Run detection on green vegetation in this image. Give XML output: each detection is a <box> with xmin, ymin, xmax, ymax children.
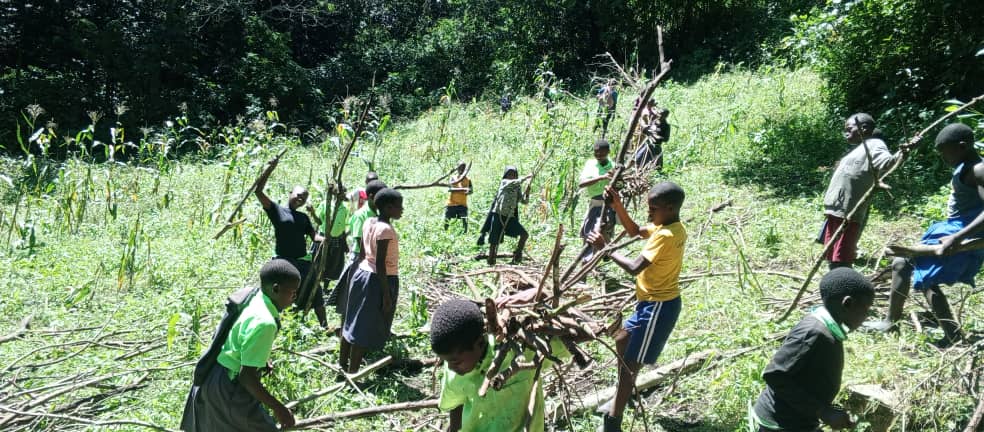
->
<box><xmin>1</xmin><ymin>66</ymin><xmax>980</xmax><ymax>431</ymax></box>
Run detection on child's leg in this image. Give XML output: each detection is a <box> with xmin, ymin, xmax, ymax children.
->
<box><xmin>339</xmin><ymin>339</ymin><xmax>351</xmax><ymax>370</ymax></box>
<box><xmin>488</xmin><ymin>243</ymin><xmax>497</xmax><ymax>266</ymax></box>
<box><xmin>512</xmin><ymin>227</ymin><xmax>529</xmax><ymax>263</ymax></box>
<box><xmin>611</xmin><ymin>328</ymin><xmax>642</xmax><ymax>421</ymax></box>
<box><xmin>887</xmin><ymin>257</ymin><xmax>913</xmax><ymax>323</ymax></box>
<box><xmin>924</xmin><ymin>285</ymin><xmax>961</xmax><ymax>342</ymax></box>
<box><xmin>347</xmin><ymin>345</ymin><xmax>367</xmax><ymax>374</ymax></box>
<box><xmin>312</xmin><ymin>285</ymin><xmax>328</xmax><ymax>328</ymax></box>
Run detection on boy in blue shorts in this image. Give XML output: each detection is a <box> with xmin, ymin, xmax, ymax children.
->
<box><xmin>867</xmin><ymin>123</ymin><xmax>984</xmax><ymax>346</ymax></box>
<box><xmin>180</xmin><ymin>259</ymin><xmax>300</xmax><ymax>431</ymax></box>
<box><xmin>586</xmin><ymin>182</ymin><xmax>687</xmax><ymax>432</ymax></box>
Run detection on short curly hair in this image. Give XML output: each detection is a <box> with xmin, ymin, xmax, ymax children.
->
<box><xmin>820</xmin><ymin>267</ymin><xmax>874</xmax><ymax>308</ymax></box>
<box><xmin>430</xmin><ymin>299</ymin><xmax>485</xmax><ymax>355</ymax></box>
<box><xmin>936</xmin><ymin>123</ymin><xmax>975</xmax><ymax>148</ymax></box>
<box><xmin>260</xmin><ymin>259</ymin><xmax>301</xmax><ymax>288</ymax></box>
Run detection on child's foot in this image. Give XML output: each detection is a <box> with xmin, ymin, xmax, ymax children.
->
<box><xmin>597</xmin><ymin>414</ymin><xmax>622</xmax><ymax>432</ymax></box>
<box><xmin>862</xmin><ymin>319</ymin><xmax>898</xmax><ymax>334</ymax></box>
<box><xmin>933</xmin><ymin>331</ymin><xmax>964</xmax><ymax>349</ymax></box>
<box><xmin>511</xmin><ymin>251</ymin><xmax>522</xmax><ymax>264</ymax></box>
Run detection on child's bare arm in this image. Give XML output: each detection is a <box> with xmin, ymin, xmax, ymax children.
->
<box><xmin>579</xmin><ymin>171</ymin><xmax>611</xmax><ymax>189</ymax></box>
<box><xmin>239</xmin><ymin>366</ymin><xmax>295</xmax><ymax>428</ymax></box>
<box><xmin>254</xmin><ymin>159</ymin><xmax>278</xmax><ymax>210</ymax></box>
<box><xmin>447</xmin><ymin>406</ymin><xmax>463</xmax><ymax>431</ymax></box>
<box><xmin>377</xmin><ymin>239</ymin><xmax>394</xmax><ymax>315</ymax></box>
<box><xmin>586</xmin><ymin>233</ymin><xmax>651</xmax><ymax>275</ymax></box>
<box><xmin>939</xmin><ymin>164</ymin><xmax>984</xmax><ymax>254</ymax></box>
<box><xmin>605</xmin><ymin>186</ymin><xmax>640</xmax><ymax>237</ymax></box>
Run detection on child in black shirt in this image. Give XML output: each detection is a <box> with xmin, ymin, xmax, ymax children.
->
<box><xmin>751</xmin><ymin>268</ymin><xmax>874</xmax><ymax>431</ymax></box>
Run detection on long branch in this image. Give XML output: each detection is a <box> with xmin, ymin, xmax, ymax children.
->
<box><xmin>777</xmin><ymin>93</ymin><xmax>984</xmax><ymax>322</ymax></box>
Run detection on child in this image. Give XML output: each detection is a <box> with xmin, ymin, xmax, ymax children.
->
<box><xmin>180</xmin><ymin>259</ymin><xmax>300</xmax><ymax>431</ymax></box>
<box><xmin>431</xmin><ymin>297</ymin><xmax>570</xmax><ymax>432</ymax></box>
<box><xmin>586</xmin><ymin>182</ymin><xmax>686</xmax><ymax>432</ymax></box>
<box><xmin>485</xmin><ymin>166</ymin><xmax>533</xmax><ymax>266</ymax></box>
<box><xmin>579</xmin><ymin>139</ymin><xmax>615</xmax><ymax>262</ymax></box>
<box><xmin>305</xmin><ymin>184</ymin><xmax>351</xmax><ymax>330</ymax></box>
<box><xmin>867</xmin><ymin>123</ymin><xmax>983</xmax><ymax>346</ymax></box>
<box><xmin>253</xmin><ymin>158</ymin><xmax>323</xmax><ymax>309</ymax></box>
<box><xmin>340</xmin><ymin>188</ymin><xmax>404</xmax><ymax>373</ymax></box>
<box><xmin>633</xmin><ymin>104</ymin><xmax>671</xmax><ymax>170</ymax></box>
<box><xmin>350</xmin><ymin>171</ymin><xmax>380</xmax><ymax>212</ymax></box>
<box><xmin>751</xmin><ymin>268</ymin><xmax>874</xmax><ymax>431</ymax></box>
<box><xmin>595</xmin><ymin>79</ymin><xmax>618</xmax><ymax>137</ymax></box>
<box><xmin>334</xmin><ymin>179</ymin><xmax>388</xmax><ymax>331</ymax></box>
<box><xmin>820</xmin><ymin>113</ymin><xmax>895</xmax><ymax>269</ymax></box>
<box><xmin>445</xmin><ymin>161</ymin><xmax>474</xmax><ymax>233</ymax></box>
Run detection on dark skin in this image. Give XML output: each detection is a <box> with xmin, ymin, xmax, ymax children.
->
<box><xmin>578</xmin><ymin>148</ymin><xmax>612</xmax><ymax>189</ymax></box>
<box><xmin>586</xmin><ymin>185</ymin><xmax>679</xmax><ymax>421</ymax></box>
<box><xmin>339</xmin><ymin>193</ymin><xmax>381</xmax><ymax>371</ymax></box>
<box><xmin>254</xmin><ymin>158</ymin><xmax>323</xmax><ymax>243</ymax></box>
<box><xmin>344</xmin><ymin>197</ymin><xmax>404</xmax><ymax>374</ymax></box>
<box><xmin>437</xmin><ymin>288</ymin><xmax>588</xmax><ymax>432</ymax></box>
<box><xmin>444</xmin><ymin>163</ymin><xmax>473</xmax><ymax>231</ymax></box>
<box><xmin>488</xmin><ymin>171</ymin><xmax>533</xmax><ymax>266</ymax></box>
<box><xmin>881</xmin><ymin>138</ymin><xmax>983</xmax><ymax>342</ymax></box>
<box><xmin>239</xmin><ymin>278</ymin><xmax>299</xmax><ymax>429</ymax></box>
<box><xmin>813</xmin><ymin>294</ymin><xmax>872</xmax><ymax>429</ymax></box>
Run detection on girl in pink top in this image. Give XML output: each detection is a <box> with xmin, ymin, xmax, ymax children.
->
<box><xmin>340</xmin><ymin>188</ymin><xmax>403</xmax><ymax>374</ymax></box>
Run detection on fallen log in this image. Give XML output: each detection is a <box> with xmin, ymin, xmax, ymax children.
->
<box><xmin>291</xmin><ymin>399</ymin><xmax>440</xmax><ymax>429</ymax></box>
<box><xmin>570</xmin><ymin>350</ymin><xmax>715</xmax><ymax>415</ymax></box>
<box><xmin>885</xmin><ymin>238</ymin><xmax>984</xmax><ymax>258</ymax></box>
<box><xmin>964</xmin><ymin>385</ymin><xmax>984</xmax><ymax>432</ymax></box>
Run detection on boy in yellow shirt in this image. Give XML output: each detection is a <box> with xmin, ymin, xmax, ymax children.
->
<box><xmin>587</xmin><ymin>182</ymin><xmax>687</xmax><ymax>432</ymax></box>
<box><xmin>445</xmin><ymin>161</ymin><xmax>473</xmax><ymax>232</ymax></box>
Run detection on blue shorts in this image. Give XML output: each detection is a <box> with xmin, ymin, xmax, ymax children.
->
<box><xmin>912</xmin><ymin>216</ymin><xmax>984</xmax><ymax>291</ymax></box>
<box><xmin>624</xmin><ymin>297</ymin><xmax>681</xmax><ymax>365</ymax></box>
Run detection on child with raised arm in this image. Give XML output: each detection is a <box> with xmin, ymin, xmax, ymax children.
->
<box><xmin>751</xmin><ymin>268</ymin><xmax>874</xmax><ymax>431</ymax></box>
<box><xmin>867</xmin><ymin>123</ymin><xmax>983</xmax><ymax>346</ymax></box>
<box><xmin>820</xmin><ymin>113</ymin><xmax>896</xmax><ymax>269</ymax></box>
<box><xmin>253</xmin><ymin>158</ymin><xmax>323</xmax><ymax>311</ymax></box>
<box><xmin>586</xmin><ymin>182</ymin><xmax>686</xmax><ymax>432</ymax></box>
<box><xmin>340</xmin><ymin>188</ymin><xmax>404</xmax><ymax>373</ymax></box>
<box><xmin>180</xmin><ymin>259</ymin><xmax>300</xmax><ymax>431</ymax></box>
<box><xmin>486</xmin><ymin>166</ymin><xmax>533</xmax><ymax>266</ymax></box>
<box><xmin>579</xmin><ymin>138</ymin><xmax>615</xmax><ymax>262</ymax></box>
<box><xmin>445</xmin><ymin>161</ymin><xmax>473</xmax><ymax>233</ymax></box>
<box><xmin>431</xmin><ymin>296</ymin><xmax>570</xmax><ymax>432</ymax></box>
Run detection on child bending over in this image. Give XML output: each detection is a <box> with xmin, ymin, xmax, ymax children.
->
<box><xmin>751</xmin><ymin>268</ymin><xmax>874</xmax><ymax>431</ymax></box>
<box><xmin>180</xmin><ymin>259</ymin><xmax>300</xmax><ymax>431</ymax></box>
<box><xmin>484</xmin><ymin>166</ymin><xmax>533</xmax><ymax>266</ymax></box>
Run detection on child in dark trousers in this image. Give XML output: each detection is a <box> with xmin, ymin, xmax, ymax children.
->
<box><xmin>445</xmin><ymin>161</ymin><xmax>473</xmax><ymax>232</ymax></box>
<box><xmin>751</xmin><ymin>268</ymin><xmax>874</xmax><ymax>431</ymax></box>
<box><xmin>482</xmin><ymin>166</ymin><xmax>533</xmax><ymax>266</ymax></box>
<box><xmin>586</xmin><ymin>182</ymin><xmax>686</xmax><ymax>432</ymax></box>
<box><xmin>867</xmin><ymin>123</ymin><xmax>983</xmax><ymax>346</ymax></box>
<box><xmin>340</xmin><ymin>188</ymin><xmax>404</xmax><ymax>373</ymax></box>
<box><xmin>180</xmin><ymin>259</ymin><xmax>300</xmax><ymax>431</ymax></box>
<box><xmin>253</xmin><ymin>157</ymin><xmax>323</xmax><ymax>314</ymax></box>
<box><xmin>579</xmin><ymin>139</ymin><xmax>615</xmax><ymax>262</ymax></box>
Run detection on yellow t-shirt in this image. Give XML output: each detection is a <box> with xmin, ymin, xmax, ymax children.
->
<box><xmin>447</xmin><ymin>177</ymin><xmax>472</xmax><ymax>207</ymax></box>
<box><xmin>636</xmin><ymin>222</ymin><xmax>686</xmax><ymax>302</ymax></box>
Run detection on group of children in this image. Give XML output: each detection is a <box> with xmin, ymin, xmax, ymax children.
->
<box><xmin>180</xmin><ymin>103</ymin><xmax>982</xmax><ymax>431</ymax></box>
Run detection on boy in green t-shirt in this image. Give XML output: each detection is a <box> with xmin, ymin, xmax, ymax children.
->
<box><xmin>586</xmin><ymin>182</ymin><xmax>687</xmax><ymax>432</ymax></box>
<box><xmin>180</xmin><ymin>259</ymin><xmax>300</xmax><ymax>431</ymax></box>
<box><xmin>431</xmin><ymin>296</ymin><xmax>569</xmax><ymax>432</ymax></box>
<box><xmin>578</xmin><ymin>138</ymin><xmax>615</xmax><ymax>262</ymax></box>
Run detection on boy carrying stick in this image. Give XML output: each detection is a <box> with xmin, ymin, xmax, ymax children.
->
<box><xmin>586</xmin><ymin>182</ymin><xmax>686</xmax><ymax>432</ymax></box>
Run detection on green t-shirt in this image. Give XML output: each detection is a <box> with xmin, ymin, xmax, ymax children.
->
<box><xmin>579</xmin><ymin>158</ymin><xmax>613</xmax><ymax>198</ymax></box>
<box><xmin>438</xmin><ymin>335</ymin><xmax>569</xmax><ymax>432</ymax></box>
<box><xmin>348</xmin><ymin>206</ymin><xmax>377</xmax><ymax>254</ymax></box>
<box><xmin>216</xmin><ymin>292</ymin><xmax>279</xmax><ymax>380</ymax></box>
<box><xmin>318</xmin><ymin>202</ymin><xmax>351</xmax><ymax>237</ymax></box>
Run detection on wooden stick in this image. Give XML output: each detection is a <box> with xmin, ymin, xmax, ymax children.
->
<box><xmin>213</xmin><ymin>147</ymin><xmax>288</xmax><ymax>240</ymax></box>
<box><xmin>0</xmin><ymin>404</ymin><xmax>177</xmax><ymax>432</ymax></box>
<box><xmin>963</xmin><ymin>387</ymin><xmax>984</xmax><ymax>432</ymax></box>
<box><xmin>535</xmin><ymin>225</ymin><xmax>565</xmax><ymax>301</ymax></box>
<box><xmin>885</xmin><ymin>237</ymin><xmax>984</xmax><ymax>257</ymax></box>
<box><xmin>290</xmin><ymin>399</ymin><xmax>439</xmax><ymax>429</ymax></box>
<box><xmin>777</xmin><ymin>93</ymin><xmax>984</xmax><ymax>322</ymax></box>
<box><xmin>0</xmin><ymin>316</ymin><xmax>31</xmax><ymax>345</ymax></box>
<box><xmin>285</xmin><ymin>356</ymin><xmax>393</xmax><ymax>409</ymax></box>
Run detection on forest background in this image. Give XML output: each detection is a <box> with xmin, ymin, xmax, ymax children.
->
<box><xmin>2</xmin><ymin>0</ymin><xmax>984</xmax><ymax>431</ymax></box>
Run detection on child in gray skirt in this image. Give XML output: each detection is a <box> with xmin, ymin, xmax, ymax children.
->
<box><xmin>340</xmin><ymin>188</ymin><xmax>404</xmax><ymax>373</ymax></box>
